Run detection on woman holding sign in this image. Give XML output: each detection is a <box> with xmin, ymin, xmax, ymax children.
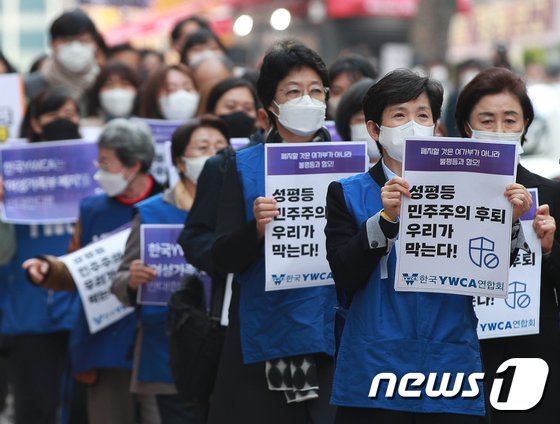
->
<box><xmin>455</xmin><ymin>67</ymin><xmax>560</xmax><ymax>423</ymax></box>
<box><xmin>209</xmin><ymin>40</ymin><xmax>336</xmax><ymax>424</ymax></box>
<box><xmin>110</xmin><ymin>115</ymin><xmax>229</xmax><ymax>423</ymax></box>
<box><xmin>22</xmin><ymin>118</ymin><xmax>163</xmax><ymax>424</ymax></box>
<box><xmin>324</xmin><ymin>69</ymin><xmax>532</xmax><ymax>423</ymax></box>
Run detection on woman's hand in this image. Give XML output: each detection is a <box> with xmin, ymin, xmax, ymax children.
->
<box><xmin>533</xmin><ymin>204</ymin><xmax>556</xmax><ymax>254</ymax></box>
<box><xmin>22</xmin><ymin>258</ymin><xmax>50</xmax><ymax>285</ymax></box>
<box><xmin>128</xmin><ymin>259</ymin><xmax>157</xmax><ymax>290</ymax></box>
<box><xmin>381</xmin><ymin>177</ymin><xmax>410</xmax><ymax>221</ymax></box>
<box><xmin>505</xmin><ymin>183</ymin><xmax>532</xmax><ymax>223</ymax></box>
<box><xmin>253</xmin><ymin>196</ymin><xmax>279</xmax><ymax>240</ymax></box>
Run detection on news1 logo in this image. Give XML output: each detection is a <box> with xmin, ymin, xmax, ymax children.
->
<box><xmin>368</xmin><ymin>358</ymin><xmax>548</xmax><ymax>411</ymax></box>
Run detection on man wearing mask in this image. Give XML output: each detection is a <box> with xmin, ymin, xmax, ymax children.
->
<box><xmin>25</xmin><ymin>9</ymin><xmax>101</xmax><ymax>110</ymax></box>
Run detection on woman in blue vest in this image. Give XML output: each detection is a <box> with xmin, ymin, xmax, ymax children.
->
<box><xmin>23</xmin><ymin>118</ymin><xmax>163</xmax><ymax>424</ymax></box>
<box><xmin>111</xmin><ymin>115</ymin><xmax>229</xmax><ymax>424</ymax></box>
<box><xmin>324</xmin><ymin>69</ymin><xmax>532</xmax><ymax>423</ymax></box>
<box><xmin>455</xmin><ymin>67</ymin><xmax>560</xmax><ymax>424</ymax></box>
<box><xmin>0</xmin><ymin>87</ymin><xmax>81</xmax><ymax>424</ymax></box>
<box><xmin>209</xmin><ymin>40</ymin><xmax>336</xmax><ymax>424</ymax></box>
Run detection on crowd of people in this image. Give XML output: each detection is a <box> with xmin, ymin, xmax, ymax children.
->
<box><xmin>0</xmin><ymin>6</ymin><xmax>559</xmax><ymax>424</ymax></box>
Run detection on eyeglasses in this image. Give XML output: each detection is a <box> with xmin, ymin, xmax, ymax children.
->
<box><xmin>277</xmin><ymin>85</ymin><xmax>328</xmax><ymax>102</ymax></box>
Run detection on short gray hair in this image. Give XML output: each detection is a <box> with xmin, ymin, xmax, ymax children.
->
<box><xmin>97</xmin><ymin>118</ymin><xmax>155</xmax><ymax>173</ymax></box>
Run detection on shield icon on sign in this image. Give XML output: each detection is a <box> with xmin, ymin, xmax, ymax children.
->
<box><xmin>469</xmin><ymin>236</ymin><xmax>497</xmax><ymax>268</ymax></box>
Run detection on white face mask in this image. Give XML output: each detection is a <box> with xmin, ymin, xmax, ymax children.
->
<box><xmin>56</xmin><ymin>41</ymin><xmax>96</xmax><ymax>73</ymax></box>
<box><xmin>94</xmin><ymin>169</ymin><xmax>129</xmax><ymax>197</ymax></box>
<box><xmin>159</xmin><ymin>90</ymin><xmax>199</xmax><ymax>121</ymax></box>
<box><xmin>378</xmin><ymin>120</ymin><xmax>435</xmax><ymax>163</ymax></box>
<box><xmin>100</xmin><ymin>88</ymin><xmax>136</xmax><ymax>118</ymax></box>
<box><xmin>274</xmin><ymin>95</ymin><xmax>326</xmax><ymax>137</ymax></box>
<box><xmin>350</xmin><ymin>123</ymin><xmax>379</xmax><ymax>160</ymax></box>
<box><xmin>183</xmin><ymin>155</ymin><xmax>210</xmax><ymax>184</ymax></box>
<box><xmin>469</xmin><ymin>125</ymin><xmax>524</xmax><ymax>158</ymax></box>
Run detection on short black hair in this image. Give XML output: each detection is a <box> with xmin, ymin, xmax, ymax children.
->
<box><xmin>455</xmin><ymin>67</ymin><xmax>534</xmax><ymax>144</ymax></box>
<box><xmin>170</xmin><ymin>15</ymin><xmax>210</xmax><ymax>43</ymax></box>
<box><xmin>257</xmin><ymin>40</ymin><xmax>329</xmax><ymax>124</ymax></box>
<box><xmin>335</xmin><ymin>78</ymin><xmax>374</xmax><ymax>141</ymax></box>
<box><xmin>363</xmin><ymin>68</ymin><xmax>443</xmax><ymax>125</ymax></box>
<box><xmin>329</xmin><ymin>55</ymin><xmax>377</xmax><ymax>85</ymax></box>
<box><xmin>107</xmin><ymin>43</ymin><xmax>138</xmax><ymax>57</ymax></box>
<box><xmin>204</xmin><ymin>77</ymin><xmax>259</xmax><ymax>115</ymax></box>
<box><xmin>49</xmin><ymin>9</ymin><xmax>98</xmax><ymax>41</ymax></box>
<box><xmin>170</xmin><ymin>114</ymin><xmax>230</xmax><ymax>164</ymax></box>
<box><xmin>179</xmin><ymin>29</ymin><xmax>227</xmax><ymax>66</ymax></box>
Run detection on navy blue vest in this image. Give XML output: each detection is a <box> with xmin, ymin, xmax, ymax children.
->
<box><xmin>235</xmin><ymin>143</ymin><xmax>336</xmax><ymax>363</ymax></box>
<box><xmin>69</xmin><ymin>194</ymin><xmax>137</xmax><ymax>373</ymax></box>
<box><xmin>136</xmin><ymin>193</ymin><xmax>188</xmax><ymax>383</ymax></box>
<box><xmin>330</xmin><ymin>171</ymin><xmax>485</xmax><ymax>416</ymax></box>
<box><xmin>1</xmin><ymin>224</ymin><xmax>79</xmax><ymax>335</ymax></box>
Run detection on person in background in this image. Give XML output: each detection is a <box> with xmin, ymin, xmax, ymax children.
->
<box><xmin>455</xmin><ymin>66</ymin><xmax>560</xmax><ymax>424</ymax></box>
<box><xmin>20</xmin><ymin>87</ymin><xmax>81</xmax><ymax>141</ymax></box>
<box><xmin>29</xmin><ymin>54</ymin><xmax>48</xmax><ymax>74</ymax></box>
<box><xmin>190</xmin><ymin>53</ymin><xmax>234</xmax><ymax>93</ymax></box>
<box><xmin>208</xmin><ymin>39</ymin><xmax>336</xmax><ymax>424</ymax></box>
<box><xmin>107</xmin><ymin>43</ymin><xmax>142</xmax><ymax>73</ymax></box>
<box><xmin>139</xmin><ymin>49</ymin><xmax>165</xmax><ymax>81</ymax></box>
<box><xmin>0</xmin><ymin>51</ymin><xmax>17</xmax><ymax>74</ymax></box>
<box><xmin>25</xmin><ymin>9</ymin><xmax>101</xmax><ymax>105</ymax></box>
<box><xmin>327</xmin><ymin>54</ymin><xmax>377</xmax><ymax>119</ymax></box>
<box><xmin>111</xmin><ymin>116</ymin><xmax>230</xmax><ymax>424</ymax></box>
<box><xmin>333</xmin><ymin>77</ymin><xmax>378</xmax><ymax>163</ymax></box>
<box><xmin>87</xmin><ymin>62</ymin><xmax>141</xmax><ymax>122</ymax></box>
<box><xmin>197</xmin><ymin>77</ymin><xmax>261</xmax><ymax>139</ymax></box>
<box><xmin>0</xmin><ymin>88</ymin><xmax>84</xmax><ymax>424</ymax></box>
<box><xmin>139</xmin><ymin>64</ymin><xmax>199</xmax><ymax>121</ymax></box>
<box><xmin>179</xmin><ymin>29</ymin><xmax>228</xmax><ymax>67</ymax></box>
<box><xmin>169</xmin><ymin>15</ymin><xmax>212</xmax><ymax>62</ymax></box>
<box><xmin>22</xmin><ymin>119</ymin><xmax>164</xmax><ymax>424</ymax></box>
<box><xmin>325</xmin><ymin>68</ymin><xmax>531</xmax><ymax>423</ymax></box>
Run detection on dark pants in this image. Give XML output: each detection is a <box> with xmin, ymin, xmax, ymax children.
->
<box><xmin>10</xmin><ymin>331</ymin><xmax>69</xmax><ymax>424</ymax></box>
<box><xmin>335</xmin><ymin>406</ymin><xmax>486</xmax><ymax>424</ymax></box>
<box><xmin>156</xmin><ymin>394</ymin><xmax>207</xmax><ymax>424</ymax></box>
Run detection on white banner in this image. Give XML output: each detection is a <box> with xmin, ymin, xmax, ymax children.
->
<box><xmin>395</xmin><ymin>137</ymin><xmax>518</xmax><ymax>298</ymax></box>
<box><xmin>61</xmin><ymin>228</ymin><xmax>134</xmax><ymax>333</ymax></box>
<box><xmin>475</xmin><ymin>189</ymin><xmax>541</xmax><ymax>338</ymax></box>
<box><xmin>264</xmin><ymin>142</ymin><xmax>367</xmax><ymax>291</ymax></box>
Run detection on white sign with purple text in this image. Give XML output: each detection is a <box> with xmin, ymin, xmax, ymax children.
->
<box><xmin>61</xmin><ymin>228</ymin><xmax>134</xmax><ymax>334</ymax></box>
<box><xmin>265</xmin><ymin>141</ymin><xmax>367</xmax><ymax>291</ymax></box>
<box><xmin>474</xmin><ymin>189</ymin><xmax>541</xmax><ymax>338</ymax></box>
<box><xmin>395</xmin><ymin>137</ymin><xmax>518</xmax><ymax>298</ymax></box>
<box><xmin>0</xmin><ymin>139</ymin><xmax>99</xmax><ymax>224</ymax></box>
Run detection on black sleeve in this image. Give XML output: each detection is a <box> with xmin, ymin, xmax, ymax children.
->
<box><xmin>178</xmin><ymin>155</ymin><xmax>225</xmax><ymax>278</ymax></box>
<box><xmin>325</xmin><ymin>181</ymin><xmax>388</xmax><ymax>295</ymax></box>
<box><xmin>211</xmin><ymin>155</ymin><xmax>262</xmax><ymax>274</ymax></box>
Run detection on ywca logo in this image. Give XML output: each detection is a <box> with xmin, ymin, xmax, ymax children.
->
<box><xmin>271</xmin><ymin>274</ymin><xmax>286</xmax><ymax>285</ymax></box>
<box><xmin>402</xmin><ymin>273</ymin><xmax>418</xmax><ymax>286</ymax></box>
<box><xmin>368</xmin><ymin>358</ymin><xmax>548</xmax><ymax>411</ymax></box>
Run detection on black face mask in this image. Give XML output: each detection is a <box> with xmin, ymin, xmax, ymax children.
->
<box><xmin>41</xmin><ymin>118</ymin><xmax>81</xmax><ymax>141</ymax></box>
<box><xmin>219</xmin><ymin>111</ymin><xmax>256</xmax><ymax>138</ymax></box>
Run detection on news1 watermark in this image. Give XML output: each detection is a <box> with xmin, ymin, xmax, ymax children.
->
<box><xmin>369</xmin><ymin>358</ymin><xmax>548</xmax><ymax>411</ymax></box>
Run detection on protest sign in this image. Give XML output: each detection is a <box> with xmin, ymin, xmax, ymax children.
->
<box><xmin>265</xmin><ymin>141</ymin><xmax>367</xmax><ymax>291</ymax></box>
<box><xmin>475</xmin><ymin>189</ymin><xmax>541</xmax><ymax>338</ymax></box>
<box><xmin>395</xmin><ymin>137</ymin><xmax>517</xmax><ymax>299</ymax></box>
<box><xmin>0</xmin><ymin>73</ymin><xmax>24</xmax><ymax>143</ymax></box>
<box><xmin>61</xmin><ymin>228</ymin><xmax>134</xmax><ymax>333</ymax></box>
<box><xmin>0</xmin><ymin>139</ymin><xmax>99</xmax><ymax>224</ymax></box>
<box><xmin>139</xmin><ymin>224</ymin><xmax>209</xmax><ymax>306</ymax></box>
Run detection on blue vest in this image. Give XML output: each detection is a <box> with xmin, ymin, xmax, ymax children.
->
<box><xmin>330</xmin><ymin>172</ymin><xmax>485</xmax><ymax>416</ymax></box>
<box><xmin>69</xmin><ymin>194</ymin><xmax>138</xmax><ymax>373</ymax></box>
<box><xmin>235</xmin><ymin>143</ymin><xmax>336</xmax><ymax>363</ymax></box>
<box><xmin>1</xmin><ymin>224</ymin><xmax>79</xmax><ymax>335</ymax></box>
<box><xmin>135</xmin><ymin>193</ymin><xmax>188</xmax><ymax>384</ymax></box>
